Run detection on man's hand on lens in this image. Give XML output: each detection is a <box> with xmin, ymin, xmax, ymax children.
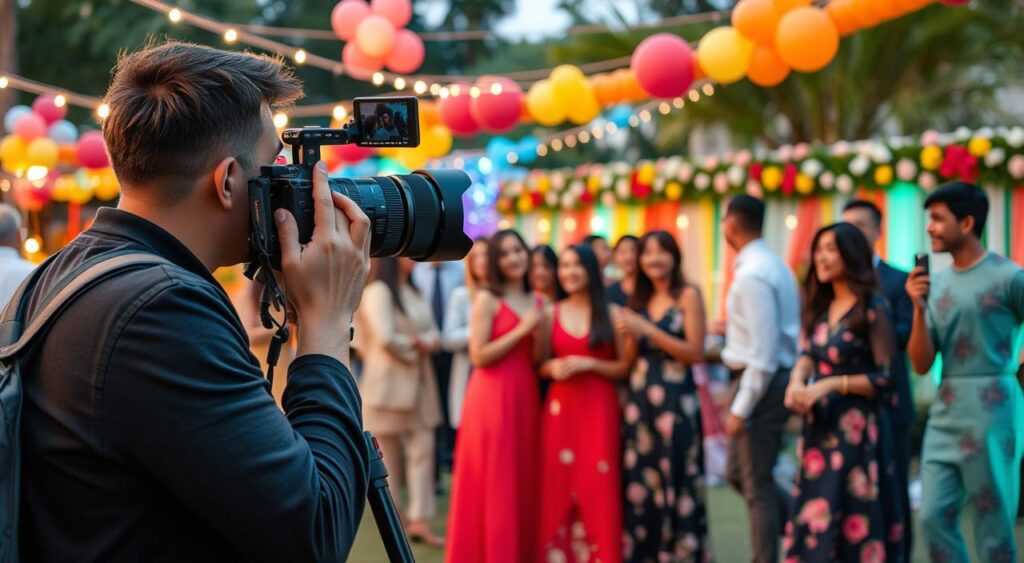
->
<box><xmin>275</xmin><ymin>160</ymin><xmax>371</xmax><ymax>364</ymax></box>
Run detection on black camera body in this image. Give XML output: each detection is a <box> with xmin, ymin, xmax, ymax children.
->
<box><xmin>247</xmin><ymin>97</ymin><xmax>472</xmax><ymax>271</ymax></box>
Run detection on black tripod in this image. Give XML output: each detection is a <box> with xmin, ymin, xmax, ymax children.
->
<box><xmin>364</xmin><ymin>432</ymin><xmax>416</xmax><ymax>563</ymax></box>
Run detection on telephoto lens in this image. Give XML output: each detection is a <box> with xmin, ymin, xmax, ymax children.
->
<box><xmin>256</xmin><ymin>166</ymin><xmax>474</xmax><ymax>263</ymax></box>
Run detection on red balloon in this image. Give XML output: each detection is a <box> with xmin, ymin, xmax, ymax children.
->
<box><xmin>32</xmin><ymin>95</ymin><xmax>67</xmax><ymax>125</ymax></box>
<box><xmin>438</xmin><ymin>86</ymin><xmax>481</xmax><ymax>136</ymax></box>
<box><xmin>13</xmin><ymin>113</ymin><xmax>47</xmax><ymax>140</ymax></box>
<box><xmin>385</xmin><ymin>29</ymin><xmax>425</xmax><ymax>74</ymax></box>
<box><xmin>76</xmin><ymin>130</ymin><xmax>110</xmax><ymax>169</ymax></box>
<box><xmin>330</xmin><ymin>143</ymin><xmax>376</xmax><ymax>164</ymax></box>
<box><xmin>470</xmin><ymin>77</ymin><xmax>523</xmax><ymax>133</ymax></box>
<box><xmin>342</xmin><ymin>41</ymin><xmax>385</xmax><ymax>80</ymax></box>
<box><xmin>371</xmin><ymin>0</ymin><xmax>412</xmax><ymax>28</ymax></box>
<box><xmin>630</xmin><ymin>33</ymin><xmax>695</xmax><ymax>98</ymax></box>
<box><xmin>331</xmin><ymin>0</ymin><xmax>371</xmax><ymax>41</ymax></box>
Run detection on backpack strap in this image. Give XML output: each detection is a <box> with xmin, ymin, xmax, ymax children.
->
<box><xmin>0</xmin><ymin>252</ymin><xmax>173</xmax><ymax>361</ymax></box>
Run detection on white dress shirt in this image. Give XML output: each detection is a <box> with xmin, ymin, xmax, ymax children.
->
<box><xmin>0</xmin><ymin>247</ymin><xmax>35</xmax><ymax>310</ymax></box>
<box><xmin>721</xmin><ymin>239</ymin><xmax>801</xmax><ymax>419</ymax></box>
<box><xmin>411</xmin><ymin>262</ymin><xmax>465</xmax><ymax>315</ymax></box>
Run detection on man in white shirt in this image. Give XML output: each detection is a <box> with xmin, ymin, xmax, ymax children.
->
<box><xmin>720</xmin><ymin>195</ymin><xmax>800</xmax><ymax>563</ymax></box>
<box><xmin>0</xmin><ymin>203</ymin><xmax>35</xmax><ymax>308</ymax></box>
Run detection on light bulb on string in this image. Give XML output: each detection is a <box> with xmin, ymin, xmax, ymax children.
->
<box><xmin>394</xmin><ymin>77</ymin><xmax>406</xmax><ymax>90</ymax></box>
<box><xmin>273</xmin><ymin>112</ymin><xmax>289</xmax><ymax>129</ymax></box>
<box><xmin>372</xmin><ymin>72</ymin><xmax>385</xmax><ymax>86</ymax></box>
<box><xmin>628</xmin><ymin>116</ymin><xmax>640</xmax><ymax>127</ymax></box>
<box><xmin>565</xmin><ymin>136</ymin><xmax>577</xmax><ymax>148</ymax></box>
<box><xmin>507</xmin><ymin>153</ymin><xmax>519</xmax><ymax>164</ymax></box>
<box><xmin>332</xmin><ymin>105</ymin><xmax>348</xmax><ymax>121</ymax></box>
<box><xmin>537</xmin><ymin>145</ymin><xmax>549</xmax><ymax>157</ymax></box>
<box><xmin>469</xmin><ymin>86</ymin><xmax>481</xmax><ymax>98</ymax></box>
<box><xmin>429</xmin><ymin>83</ymin><xmax>441</xmax><ymax>96</ymax></box>
<box><xmin>578</xmin><ymin>131</ymin><xmax>591</xmax><ymax>144</ymax></box>
<box><xmin>24</xmin><ymin>237</ymin><xmax>41</xmax><ymax>255</ymax></box>
<box><xmin>414</xmin><ymin>81</ymin><xmax>427</xmax><ymax>95</ymax></box>
<box><xmin>54</xmin><ymin>95</ymin><xmax>66</xmax><ymax>108</ymax></box>
<box><xmin>450</xmin><ymin>84</ymin><xmax>462</xmax><ymax>97</ymax></box>
<box><xmin>702</xmin><ymin>83</ymin><xmax>715</xmax><ymax>96</ymax></box>
<box><xmin>438</xmin><ymin>87</ymin><xmax>450</xmax><ymax>99</ymax></box>
<box><xmin>294</xmin><ymin>49</ymin><xmax>307</xmax><ymax>64</ymax></box>
<box><xmin>0</xmin><ymin>77</ymin><xmax>7</xmax><ymax>89</ymax></box>
<box><xmin>490</xmin><ymin>83</ymin><xmax>503</xmax><ymax>95</ymax></box>
<box><xmin>659</xmin><ymin>102</ymin><xmax>671</xmax><ymax>115</ymax></box>
<box><xmin>673</xmin><ymin>97</ymin><xmax>685</xmax><ymax>109</ymax></box>
<box><xmin>97</xmin><ymin>103</ymin><xmax>111</xmax><ymax>120</ymax></box>
<box><xmin>606</xmin><ymin>122</ymin><xmax>618</xmax><ymax>134</ymax></box>
<box><xmin>689</xmin><ymin>90</ymin><xmax>700</xmax><ymax>102</ymax></box>
<box><xmin>551</xmin><ymin>139</ymin><xmax>564</xmax><ymax>151</ymax></box>
<box><xmin>224</xmin><ymin>28</ymin><xmax>238</xmax><ymax>44</ymax></box>
<box><xmin>639</xmin><ymin>110</ymin><xmax>652</xmax><ymax>122</ymax></box>
<box><xmin>592</xmin><ymin>127</ymin><xmax>604</xmax><ymax>139</ymax></box>
<box><xmin>168</xmin><ymin>8</ymin><xmax>182</xmax><ymax>23</ymax></box>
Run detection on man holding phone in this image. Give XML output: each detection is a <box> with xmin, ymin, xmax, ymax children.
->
<box><xmin>906</xmin><ymin>182</ymin><xmax>1024</xmax><ymax>562</ymax></box>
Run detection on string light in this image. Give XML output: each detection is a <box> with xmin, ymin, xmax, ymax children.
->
<box><xmin>590</xmin><ymin>215</ymin><xmax>606</xmax><ymax>233</ymax></box>
<box><xmin>551</xmin><ymin>138</ymin><xmax>564</xmax><ymax>151</ymax></box>
<box><xmin>673</xmin><ymin>97</ymin><xmax>685</xmax><ymax>109</ymax></box>
<box><xmin>429</xmin><ymin>83</ymin><xmax>441</xmax><ymax>96</ymax></box>
<box><xmin>438</xmin><ymin>87</ymin><xmax>450</xmax><ymax>99</ymax></box>
<box><xmin>0</xmin><ymin>77</ymin><xmax>8</xmax><ymax>89</ymax></box>
<box><xmin>393</xmin><ymin>77</ymin><xmax>406</xmax><ymax>90</ymax></box>
<box><xmin>273</xmin><ymin>112</ymin><xmax>289</xmax><ymax>129</ymax></box>
<box><xmin>499</xmin><ymin>219</ymin><xmax>512</xmax><ymax>229</ymax></box>
<box><xmin>659</xmin><ymin>102</ymin><xmax>671</xmax><ymax>115</ymax></box>
<box><xmin>677</xmin><ymin>215</ymin><xmax>690</xmax><ymax>230</ymax></box>
<box><xmin>332</xmin><ymin>105</ymin><xmax>348</xmax><ymax>121</ymax></box>
<box><xmin>371</xmin><ymin>72</ymin><xmax>385</xmax><ymax>86</ymax></box>
<box><xmin>785</xmin><ymin>214</ymin><xmax>798</xmax><ymax>230</ymax></box>
<box><xmin>452</xmin><ymin>157</ymin><xmax>465</xmax><ymax>168</ymax></box>
<box><xmin>578</xmin><ymin>131</ymin><xmax>591</xmax><ymax>144</ymax></box>
<box><xmin>639</xmin><ymin>109</ymin><xmax>652</xmax><ymax>122</ymax></box>
<box><xmin>469</xmin><ymin>86</ymin><xmax>481</xmax><ymax>98</ymax></box>
<box><xmin>449</xmin><ymin>84</ymin><xmax>462</xmax><ymax>97</ymax></box>
<box><xmin>536</xmin><ymin>144</ymin><xmax>549</xmax><ymax>157</ymax></box>
<box><xmin>628</xmin><ymin>115</ymin><xmax>640</xmax><ymax>127</ymax></box>
<box><xmin>507</xmin><ymin>152</ymin><xmax>519</xmax><ymax>164</ymax></box>
<box><xmin>606</xmin><ymin>122</ymin><xmax>618</xmax><ymax>134</ymax></box>
<box><xmin>23</xmin><ymin>237</ymin><xmax>40</xmax><ymax>255</ymax></box>
<box><xmin>702</xmin><ymin>83</ymin><xmax>715</xmax><ymax>96</ymax></box>
<box><xmin>168</xmin><ymin>8</ymin><xmax>182</xmax><ymax>23</ymax></box>
<box><xmin>294</xmin><ymin>49</ymin><xmax>307</xmax><ymax>64</ymax></box>
<box><xmin>224</xmin><ymin>28</ymin><xmax>239</xmax><ymax>44</ymax></box>
<box><xmin>52</xmin><ymin>94</ymin><xmax>66</xmax><ymax>108</ymax></box>
<box><xmin>538</xmin><ymin>218</ymin><xmax>551</xmax><ymax>233</ymax></box>
<box><xmin>414</xmin><ymin>80</ymin><xmax>428</xmax><ymax>94</ymax></box>
<box><xmin>26</xmin><ymin>166</ymin><xmax>48</xmax><ymax>182</ymax></box>
<box><xmin>592</xmin><ymin>127</ymin><xmax>604</xmax><ymax>139</ymax></box>
<box><xmin>688</xmin><ymin>90</ymin><xmax>700</xmax><ymax>102</ymax></box>
<box><xmin>565</xmin><ymin>136</ymin><xmax>577</xmax><ymax>148</ymax></box>
<box><xmin>490</xmin><ymin>83</ymin><xmax>503</xmax><ymax>95</ymax></box>
<box><xmin>96</xmin><ymin>103</ymin><xmax>111</xmax><ymax>119</ymax></box>
<box><xmin>565</xmin><ymin>217</ymin><xmax>577</xmax><ymax>232</ymax></box>
<box><xmin>0</xmin><ymin>179</ymin><xmax>9</xmax><ymax>192</ymax></box>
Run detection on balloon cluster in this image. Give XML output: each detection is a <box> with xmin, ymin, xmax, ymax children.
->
<box><xmin>525</xmin><ymin>65</ymin><xmax>602</xmax><ymax>127</ymax></box>
<box><xmin>332</xmin><ymin>0</ymin><xmax>425</xmax><ymax>79</ymax></box>
<box><xmin>438</xmin><ymin>76</ymin><xmax>524</xmax><ymax>137</ymax></box>
<box><xmin>0</xmin><ymin>95</ymin><xmax>117</xmax><ymax>210</ymax></box>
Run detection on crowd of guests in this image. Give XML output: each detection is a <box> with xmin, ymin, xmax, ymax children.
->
<box><xmin>235</xmin><ymin>181</ymin><xmax>1023</xmax><ymax>562</ymax></box>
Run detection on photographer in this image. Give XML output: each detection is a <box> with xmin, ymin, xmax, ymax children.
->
<box><xmin>18</xmin><ymin>42</ymin><xmax>371</xmax><ymax>562</ymax></box>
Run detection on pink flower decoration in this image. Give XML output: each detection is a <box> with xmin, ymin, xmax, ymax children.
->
<box><xmin>867</xmin><ymin>420</ymin><xmax>879</xmax><ymax>444</ymax></box>
<box><xmin>802</xmin><ymin>448</ymin><xmax>826</xmax><ymax>480</ymax></box>
<box><xmin>860</xmin><ymin>540</ymin><xmax>885</xmax><ymax>563</ymax></box>
<box><xmin>1009</xmin><ymin>154</ymin><xmax>1024</xmax><ymax>180</ymax></box>
<box><xmin>831</xmin><ymin>450</ymin><xmax>844</xmax><ymax>471</ymax></box>
<box><xmin>848</xmin><ymin>467</ymin><xmax>873</xmax><ymax>500</ymax></box>
<box><xmin>627</xmin><ymin>482</ymin><xmax>648</xmax><ymax>505</ymax></box>
<box><xmin>920</xmin><ymin>130</ymin><xmax>941</xmax><ymax>145</ymax></box>
<box><xmin>828</xmin><ymin>346</ymin><xmax>840</xmax><ymax>363</ymax></box>
<box><xmin>918</xmin><ymin>171</ymin><xmax>937</xmax><ymax>190</ymax></box>
<box><xmin>647</xmin><ymin>384</ymin><xmax>666</xmax><ymax>407</ymax></box>
<box><xmin>799</xmin><ymin>498</ymin><xmax>832</xmax><ymax>534</ymax></box>
<box><xmin>813</xmin><ymin>323</ymin><xmax>829</xmax><ymax>346</ymax></box>
<box><xmin>793</xmin><ymin>143</ymin><xmax>811</xmax><ymax>160</ymax></box>
<box><xmin>818</xmin><ymin>362</ymin><xmax>833</xmax><ymax>376</ymax></box>
<box><xmin>655</xmin><ymin>412</ymin><xmax>676</xmax><ymax>438</ymax></box>
<box><xmin>840</xmin><ymin>409</ymin><xmax>867</xmax><ymax>445</ymax></box>
<box><xmin>842</xmin><ymin>514</ymin><xmax>870</xmax><ymax>544</ymax></box>
<box><xmin>896</xmin><ymin>158</ymin><xmax>918</xmax><ymax>181</ymax></box>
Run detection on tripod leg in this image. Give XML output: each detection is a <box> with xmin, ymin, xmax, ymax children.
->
<box><xmin>365</xmin><ymin>432</ymin><xmax>416</xmax><ymax>563</ymax></box>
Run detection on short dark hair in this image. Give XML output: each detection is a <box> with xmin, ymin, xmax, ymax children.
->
<box><xmin>725</xmin><ymin>195</ymin><xmax>764</xmax><ymax>234</ymax></box>
<box><xmin>614</xmin><ymin>235</ymin><xmax>639</xmax><ymax>251</ymax></box>
<box><xmin>583</xmin><ymin>234</ymin><xmax>607</xmax><ymax>246</ymax></box>
<box><xmin>923</xmin><ymin>182</ymin><xmax>989</xmax><ymax>237</ymax></box>
<box><xmin>103</xmin><ymin>41</ymin><xmax>302</xmax><ymax>202</ymax></box>
<box><xmin>843</xmin><ymin>199</ymin><xmax>882</xmax><ymax>228</ymax></box>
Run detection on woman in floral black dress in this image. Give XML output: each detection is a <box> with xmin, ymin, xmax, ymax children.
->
<box><xmin>783</xmin><ymin>223</ymin><xmax>906</xmax><ymax>563</ymax></box>
<box><xmin>616</xmin><ymin>231</ymin><xmax>709</xmax><ymax>563</ymax></box>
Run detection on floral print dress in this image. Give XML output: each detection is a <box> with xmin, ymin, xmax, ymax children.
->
<box><xmin>785</xmin><ymin>295</ymin><xmax>906</xmax><ymax>563</ymax></box>
<box><xmin>622</xmin><ymin>306</ymin><xmax>709</xmax><ymax>563</ymax></box>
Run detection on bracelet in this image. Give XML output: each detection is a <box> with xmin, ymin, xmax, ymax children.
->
<box><xmin>841</xmin><ymin>375</ymin><xmax>849</xmax><ymax>396</ymax></box>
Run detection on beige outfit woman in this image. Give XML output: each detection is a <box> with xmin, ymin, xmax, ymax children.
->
<box><xmin>355</xmin><ymin>280</ymin><xmax>442</xmax><ymax>522</ymax></box>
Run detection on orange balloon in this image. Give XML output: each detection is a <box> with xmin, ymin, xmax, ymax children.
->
<box><xmin>851</xmin><ymin>0</ymin><xmax>884</xmax><ymax>28</ymax></box>
<box><xmin>773</xmin><ymin>0</ymin><xmax>811</xmax><ymax>13</ymax></box>
<box><xmin>733</xmin><ymin>0</ymin><xmax>779</xmax><ymax>46</ymax></box>
<box><xmin>611</xmin><ymin>69</ymin><xmax>634</xmax><ymax>102</ymax></box>
<box><xmin>874</xmin><ymin>0</ymin><xmax>905</xmax><ymax>21</ymax></box>
<box><xmin>825</xmin><ymin>0</ymin><xmax>860</xmax><ymax>36</ymax></box>
<box><xmin>747</xmin><ymin>46</ymin><xmax>790</xmax><ymax>87</ymax></box>
<box><xmin>58</xmin><ymin>144</ymin><xmax>79</xmax><ymax>166</ymax></box>
<box><xmin>776</xmin><ymin>7</ymin><xmax>840</xmax><ymax>72</ymax></box>
<box><xmin>691</xmin><ymin>52</ymin><xmax>706</xmax><ymax>82</ymax></box>
<box><xmin>519</xmin><ymin>97</ymin><xmax>533</xmax><ymax>124</ymax></box>
<box><xmin>591</xmin><ymin>73</ymin><xmax>614</xmax><ymax>106</ymax></box>
<box><xmin>419</xmin><ymin>101</ymin><xmax>441</xmax><ymax>128</ymax></box>
<box><xmin>622</xmin><ymin>70</ymin><xmax>648</xmax><ymax>101</ymax></box>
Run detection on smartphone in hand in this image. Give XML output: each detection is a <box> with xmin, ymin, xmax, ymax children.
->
<box><xmin>915</xmin><ymin>253</ymin><xmax>929</xmax><ymax>301</ymax></box>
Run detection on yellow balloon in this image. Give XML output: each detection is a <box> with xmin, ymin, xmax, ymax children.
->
<box><xmin>421</xmin><ymin>125</ymin><xmax>453</xmax><ymax>158</ymax></box>
<box><xmin>536</xmin><ymin>175</ymin><xmax>552</xmax><ymax>194</ymax></box>
<box><xmin>526</xmin><ymin>80</ymin><xmax>567</xmax><ymax>127</ymax></box>
<box><xmin>567</xmin><ymin>83</ymin><xmax>600</xmax><ymax>125</ymax></box>
<box><xmin>920</xmin><ymin>145</ymin><xmax>942</xmax><ymax>170</ymax></box>
<box><xmin>50</xmin><ymin>176</ymin><xmax>73</xmax><ymax>202</ymax></box>
<box><xmin>761</xmin><ymin>166</ymin><xmax>783</xmax><ymax>191</ymax></box>
<box><xmin>550</xmin><ymin>65</ymin><xmax>586</xmax><ymax>103</ymax></box>
<box><xmin>968</xmin><ymin>136</ymin><xmax>992</xmax><ymax>157</ymax></box>
<box><xmin>26</xmin><ymin>138</ymin><xmax>59</xmax><ymax>169</ymax></box>
<box><xmin>638</xmin><ymin>163</ymin><xmax>657</xmax><ymax>185</ymax></box>
<box><xmin>697</xmin><ymin>26</ymin><xmax>755</xmax><ymax>84</ymax></box>
<box><xmin>517</xmin><ymin>193</ymin><xmax>534</xmax><ymax>213</ymax></box>
<box><xmin>396</xmin><ymin>148</ymin><xmax>429</xmax><ymax>170</ymax></box>
<box><xmin>665</xmin><ymin>181</ymin><xmax>683</xmax><ymax>200</ymax></box>
<box><xmin>0</xmin><ymin>135</ymin><xmax>28</xmax><ymax>173</ymax></box>
<box><xmin>796</xmin><ymin>173</ymin><xmax>815</xmax><ymax>194</ymax></box>
<box><xmin>874</xmin><ymin>165</ymin><xmax>894</xmax><ymax>186</ymax></box>
<box><xmin>587</xmin><ymin>174</ymin><xmax>602</xmax><ymax>193</ymax></box>
<box><xmin>68</xmin><ymin>185</ymin><xmax>94</xmax><ymax>205</ymax></box>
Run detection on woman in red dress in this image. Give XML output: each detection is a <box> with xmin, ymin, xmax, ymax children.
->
<box><xmin>538</xmin><ymin>244</ymin><xmax>633</xmax><ymax>563</ymax></box>
<box><xmin>446</xmin><ymin>229</ymin><xmax>544</xmax><ymax>563</ymax></box>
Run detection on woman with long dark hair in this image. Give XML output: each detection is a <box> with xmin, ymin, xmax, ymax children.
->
<box><xmin>615</xmin><ymin>230</ymin><xmax>710</xmax><ymax>562</ymax></box>
<box><xmin>355</xmin><ymin>257</ymin><xmax>444</xmax><ymax>546</ymax></box>
<box><xmin>607</xmin><ymin>235</ymin><xmax>640</xmax><ymax>307</ymax></box>
<box><xmin>783</xmin><ymin>222</ymin><xmax>905</xmax><ymax>562</ymax></box>
<box><xmin>536</xmin><ymin>245</ymin><xmax>633</xmax><ymax>563</ymax></box>
<box><xmin>446</xmin><ymin>229</ymin><xmax>543</xmax><ymax>563</ymax></box>
<box><xmin>530</xmin><ymin>244</ymin><xmax>567</xmax><ymax>301</ymax></box>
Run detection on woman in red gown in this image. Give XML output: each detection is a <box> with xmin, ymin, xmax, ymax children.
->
<box><xmin>446</xmin><ymin>229</ymin><xmax>543</xmax><ymax>563</ymax></box>
<box><xmin>538</xmin><ymin>244</ymin><xmax>633</xmax><ymax>563</ymax></box>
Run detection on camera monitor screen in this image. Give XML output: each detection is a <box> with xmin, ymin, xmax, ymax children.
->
<box><xmin>353</xmin><ymin>97</ymin><xmax>420</xmax><ymax>148</ymax></box>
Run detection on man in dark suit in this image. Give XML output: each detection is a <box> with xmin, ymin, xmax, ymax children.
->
<box><xmin>843</xmin><ymin>200</ymin><xmax>915</xmax><ymax>559</ymax></box>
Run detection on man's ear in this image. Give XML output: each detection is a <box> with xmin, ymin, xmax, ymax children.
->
<box><xmin>212</xmin><ymin>157</ymin><xmax>241</xmax><ymax>211</ymax></box>
<box><xmin>959</xmin><ymin>214</ymin><xmax>976</xmax><ymax>237</ymax></box>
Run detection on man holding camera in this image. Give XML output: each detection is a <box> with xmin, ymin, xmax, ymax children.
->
<box><xmin>18</xmin><ymin>42</ymin><xmax>372</xmax><ymax>562</ymax></box>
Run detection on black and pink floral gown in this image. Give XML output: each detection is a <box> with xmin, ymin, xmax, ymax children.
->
<box><xmin>785</xmin><ymin>295</ymin><xmax>906</xmax><ymax>563</ymax></box>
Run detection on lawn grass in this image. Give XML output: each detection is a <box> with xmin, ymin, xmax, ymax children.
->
<box><xmin>349</xmin><ymin>481</ymin><xmax>1024</xmax><ymax>562</ymax></box>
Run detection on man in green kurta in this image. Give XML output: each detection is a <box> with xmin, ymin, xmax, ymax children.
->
<box><xmin>906</xmin><ymin>182</ymin><xmax>1024</xmax><ymax>563</ymax></box>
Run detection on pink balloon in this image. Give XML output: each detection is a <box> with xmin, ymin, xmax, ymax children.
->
<box><xmin>470</xmin><ymin>77</ymin><xmax>523</xmax><ymax>133</ymax></box>
<box><xmin>76</xmin><ymin>130</ymin><xmax>110</xmax><ymax>169</ymax></box>
<box><xmin>13</xmin><ymin>113</ymin><xmax>47</xmax><ymax>140</ymax></box>
<box><xmin>331</xmin><ymin>0</ymin><xmax>371</xmax><ymax>41</ymax></box>
<box><xmin>32</xmin><ymin>95</ymin><xmax>67</xmax><ymax>125</ymax></box>
<box><xmin>355</xmin><ymin>15</ymin><xmax>397</xmax><ymax>59</ymax></box>
<box><xmin>385</xmin><ymin>29</ymin><xmax>425</xmax><ymax>74</ymax></box>
<box><xmin>630</xmin><ymin>33</ymin><xmax>695</xmax><ymax>98</ymax></box>
<box><xmin>371</xmin><ymin>0</ymin><xmax>412</xmax><ymax>28</ymax></box>
<box><xmin>331</xmin><ymin>143</ymin><xmax>376</xmax><ymax>164</ymax></box>
<box><xmin>438</xmin><ymin>86</ymin><xmax>481</xmax><ymax>137</ymax></box>
<box><xmin>342</xmin><ymin>42</ymin><xmax>386</xmax><ymax>80</ymax></box>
